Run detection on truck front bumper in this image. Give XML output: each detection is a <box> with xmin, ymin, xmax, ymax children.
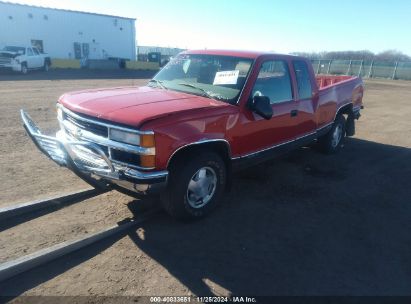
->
<box><xmin>0</xmin><ymin>62</ymin><xmax>21</xmax><ymax>72</ymax></box>
<box><xmin>20</xmin><ymin>110</ymin><xmax>168</xmax><ymax>195</ymax></box>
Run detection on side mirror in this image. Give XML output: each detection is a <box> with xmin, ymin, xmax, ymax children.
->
<box><xmin>252</xmin><ymin>96</ymin><xmax>273</xmax><ymax>120</ymax></box>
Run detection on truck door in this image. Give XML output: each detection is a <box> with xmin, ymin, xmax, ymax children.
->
<box><xmin>26</xmin><ymin>48</ymin><xmax>36</xmax><ymax>68</ymax></box>
<box><xmin>32</xmin><ymin>47</ymin><xmax>43</xmax><ymax>68</ymax></box>
<box><xmin>235</xmin><ymin>59</ymin><xmax>300</xmax><ymax>157</ymax></box>
<box><xmin>291</xmin><ymin>60</ymin><xmax>317</xmax><ymax>137</ymax></box>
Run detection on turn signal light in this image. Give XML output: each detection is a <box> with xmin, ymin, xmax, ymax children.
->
<box><xmin>141</xmin><ymin>134</ymin><xmax>155</xmax><ymax>147</ymax></box>
<box><xmin>140</xmin><ymin>155</ymin><xmax>156</xmax><ymax>168</ymax></box>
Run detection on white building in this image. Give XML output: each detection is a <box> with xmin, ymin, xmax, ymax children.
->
<box><xmin>0</xmin><ymin>1</ymin><xmax>136</xmax><ymax>60</ymax></box>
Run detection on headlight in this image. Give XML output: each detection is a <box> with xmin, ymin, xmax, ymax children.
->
<box><xmin>110</xmin><ymin>129</ymin><xmax>140</xmax><ymax>146</ymax></box>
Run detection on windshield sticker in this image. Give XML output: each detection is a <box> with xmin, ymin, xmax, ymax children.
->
<box><xmin>213</xmin><ymin>70</ymin><xmax>240</xmax><ymax>85</ymax></box>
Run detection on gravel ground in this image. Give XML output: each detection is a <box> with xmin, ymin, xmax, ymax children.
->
<box><xmin>0</xmin><ymin>73</ymin><xmax>410</xmax><ymax>299</ymax></box>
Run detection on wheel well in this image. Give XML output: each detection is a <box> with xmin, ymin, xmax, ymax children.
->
<box><xmin>167</xmin><ymin>141</ymin><xmax>231</xmax><ymax>171</ymax></box>
<box><xmin>167</xmin><ymin>141</ymin><xmax>233</xmax><ymax>191</ymax></box>
<box><xmin>336</xmin><ymin>103</ymin><xmax>357</xmax><ymax>136</ymax></box>
<box><xmin>336</xmin><ymin>103</ymin><xmax>353</xmax><ymax>118</ymax></box>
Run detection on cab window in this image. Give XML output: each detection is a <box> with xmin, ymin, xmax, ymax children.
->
<box><xmin>293</xmin><ymin>60</ymin><xmax>312</xmax><ymax>100</ymax></box>
<box><xmin>251</xmin><ymin>60</ymin><xmax>293</xmax><ymax>104</ymax></box>
<box><xmin>27</xmin><ymin>48</ymin><xmax>34</xmax><ymax>56</ymax></box>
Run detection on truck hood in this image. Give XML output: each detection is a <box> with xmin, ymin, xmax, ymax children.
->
<box><xmin>59</xmin><ymin>86</ymin><xmax>230</xmax><ymax>128</ymax></box>
<box><xmin>0</xmin><ymin>51</ymin><xmax>18</xmax><ymax>58</ymax></box>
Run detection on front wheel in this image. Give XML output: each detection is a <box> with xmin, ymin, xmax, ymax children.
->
<box><xmin>21</xmin><ymin>63</ymin><xmax>28</xmax><ymax>74</ymax></box>
<box><xmin>162</xmin><ymin>152</ymin><xmax>226</xmax><ymax>220</ymax></box>
<box><xmin>318</xmin><ymin>114</ymin><xmax>346</xmax><ymax>154</ymax></box>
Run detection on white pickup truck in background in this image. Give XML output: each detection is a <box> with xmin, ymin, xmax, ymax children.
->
<box><xmin>0</xmin><ymin>46</ymin><xmax>51</xmax><ymax>74</ymax></box>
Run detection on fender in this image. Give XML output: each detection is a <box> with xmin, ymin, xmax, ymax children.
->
<box><xmin>166</xmin><ymin>138</ymin><xmax>231</xmax><ymax>168</ymax></box>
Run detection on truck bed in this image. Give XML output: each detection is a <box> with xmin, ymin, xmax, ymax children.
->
<box><xmin>314</xmin><ymin>75</ymin><xmax>364</xmax><ymax>128</ymax></box>
<box><xmin>316</xmin><ymin>75</ymin><xmax>358</xmax><ymax>89</ymax></box>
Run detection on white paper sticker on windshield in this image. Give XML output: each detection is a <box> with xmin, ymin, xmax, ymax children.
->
<box><xmin>213</xmin><ymin>70</ymin><xmax>240</xmax><ymax>85</ymax></box>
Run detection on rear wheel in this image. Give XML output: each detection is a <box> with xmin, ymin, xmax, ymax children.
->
<box><xmin>44</xmin><ymin>61</ymin><xmax>50</xmax><ymax>72</ymax></box>
<box><xmin>318</xmin><ymin>114</ymin><xmax>346</xmax><ymax>154</ymax></box>
<box><xmin>162</xmin><ymin>152</ymin><xmax>226</xmax><ymax>220</ymax></box>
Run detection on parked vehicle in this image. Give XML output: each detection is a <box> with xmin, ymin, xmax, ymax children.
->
<box><xmin>21</xmin><ymin>50</ymin><xmax>364</xmax><ymax>220</ymax></box>
<box><xmin>0</xmin><ymin>46</ymin><xmax>51</xmax><ymax>74</ymax></box>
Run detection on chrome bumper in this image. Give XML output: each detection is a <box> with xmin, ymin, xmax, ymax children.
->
<box><xmin>0</xmin><ymin>62</ymin><xmax>21</xmax><ymax>71</ymax></box>
<box><xmin>21</xmin><ymin>110</ymin><xmax>168</xmax><ymax>194</ymax></box>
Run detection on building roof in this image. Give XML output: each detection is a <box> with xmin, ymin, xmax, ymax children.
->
<box><xmin>0</xmin><ymin>1</ymin><xmax>136</xmax><ymax>20</ymax></box>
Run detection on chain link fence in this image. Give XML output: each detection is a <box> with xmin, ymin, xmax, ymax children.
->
<box><xmin>311</xmin><ymin>59</ymin><xmax>411</xmax><ymax>80</ymax></box>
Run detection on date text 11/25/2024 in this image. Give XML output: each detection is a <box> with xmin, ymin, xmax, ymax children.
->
<box><xmin>149</xmin><ymin>296</ymin><xmax>257</xmax><ymax>303</ymax></box>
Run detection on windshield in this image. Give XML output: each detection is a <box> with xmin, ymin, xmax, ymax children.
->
<box><xmin>3</xmin><ymin>46</ymin><xmax>25</xmax><ymax>54</ymax></box>
<box><xmin>151</xmin><ymin>54</ymin><xmax>254</xmax><ymax>103</ymax></box>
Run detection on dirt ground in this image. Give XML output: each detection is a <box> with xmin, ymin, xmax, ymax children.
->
<box><xmin>0</xmin><ymin>71</ymin><xmax>411</xmax><ymax>298</ymax></box>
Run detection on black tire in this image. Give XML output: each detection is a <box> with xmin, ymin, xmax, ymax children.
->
<box><xmin>162</xmin><ymin>152</ymin><xmax>226</xmax><ymax>220</ymax></box>
<box><xmin>318</xmin><ymin>114</ymin><xmax>346</xmax><ymax>154</ymax></box>
<box><xmin>21</xmin><ymin>63</ymin><xmax>28</xmax><ymax>74</ymax></box>
<box><xmin>44</xmin><ymin>61</ymin><xmax>50</xmax><ymax>72</ymax></box>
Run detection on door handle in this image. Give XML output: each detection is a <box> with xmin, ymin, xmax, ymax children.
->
<box><xmin>290</xmin><ymin>110</ymin><xmax>298</xmax><ymax>117</ymax></box>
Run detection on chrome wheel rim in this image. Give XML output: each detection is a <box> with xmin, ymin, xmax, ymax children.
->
<box><xmin>186</xmin><ymin>166</ymin><xmax>217</xmax><ymax>209</ymax></box>
<box><xmin>331</xmin><ymin>124</ymin><xmax>343</xmax><ymax>148</ymax></box>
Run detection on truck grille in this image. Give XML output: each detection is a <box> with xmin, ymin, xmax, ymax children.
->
<box><xmin>0</xmin><ymin>57</ymin><xmax>11</xmax><ymax>64</ymax></box>
<box><xmin>64</xmin><ymin>112</ymin><xmax>108</xmax><ymax>137</ymax></box>
<box><xmin>60</xmin><ymin>107</ymin><xmax>146</xmax><ymax>169</ymax></box>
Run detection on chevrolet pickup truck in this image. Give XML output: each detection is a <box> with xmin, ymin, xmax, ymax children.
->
<box><xmin>21</xmin><ymin>50</ymin><xmax>364</xmax><ymax>220</ymax></box>
<box><xmin>0</xmin><ymin>46</ymin><xmax>51</xmax><ymax>74</ymax></box>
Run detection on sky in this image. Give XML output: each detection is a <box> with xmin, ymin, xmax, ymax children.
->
<box><xmin>7</xmin><ymin>0</ymin><xmax>411</xmax><ymax>55</ymax></box>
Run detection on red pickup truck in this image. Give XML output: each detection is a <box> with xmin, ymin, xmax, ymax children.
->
<box><xmin>21</xmin><ymin>50</ymin><xmax>364</xmax><ymax>220</ymax></box>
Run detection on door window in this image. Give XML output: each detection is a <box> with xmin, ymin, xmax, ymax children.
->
<box><xmin>293</xmin><ymin>60</ymin><xmax>312</xmax><ymax>100</ymax></box>
<box><xmin>32</xmin><ymin>48</ymin><xmax>39</xmax><ymax>55</ymax></box>
<box><xmin>27</xmin><ymin>48</ymin><xmax>34</xmax><ymax>56</ymax></box>
<box><xmin>251</xmin><ymin>60</ymin><xmax>293</xmax><ymax>104</ymax></box>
